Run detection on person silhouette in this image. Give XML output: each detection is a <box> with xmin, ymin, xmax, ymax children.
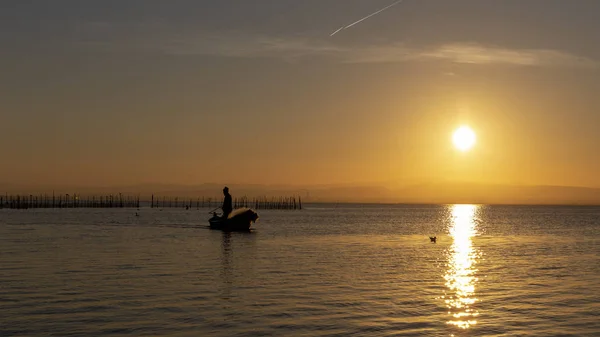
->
<box><xmin>221</xmin><ymin>186</ymin><xmax>232</xmax><ymax>219</ymax></box>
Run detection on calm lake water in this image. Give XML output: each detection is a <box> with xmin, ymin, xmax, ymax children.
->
<box><xmin>1</xmin><ymin>204</ymin><xmax>599</xmax><ymax>336</ymax></box>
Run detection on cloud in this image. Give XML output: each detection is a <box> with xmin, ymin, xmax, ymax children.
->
<box><xmin>77</xmin><ymin>22</ymin><xmax>599</xmax><ymax>69</ymax></box>
<box><xmin>160</xmin><ymin>35</ymin><xmax>600</xmax><ymax>69</ymax></box>
<box><xmin>417</xmin><ymin>43</ymin><xmax>599</xmax><ymax>69</ymax></box>
<box><xmin>162</xmin><ymin>33</ymin><xmax>344</xmax><ymax>60</ymax></box>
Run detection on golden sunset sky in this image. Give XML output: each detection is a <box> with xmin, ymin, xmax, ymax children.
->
<box><xmin>2</xmin><ymin>1</ymin><xmax>600</xmax><ymax>202</ymax></box>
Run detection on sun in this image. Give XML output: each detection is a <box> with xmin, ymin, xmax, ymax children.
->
<box><xmin>453</xmin><ymin>126</ymin><xmax>476</xmax><ymax>152</ymax></box>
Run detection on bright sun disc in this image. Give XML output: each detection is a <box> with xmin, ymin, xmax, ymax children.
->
<box><xmin>453</xmin><ymin>126</ymin><xmax>476</xmax><ymax>151</ymax></box>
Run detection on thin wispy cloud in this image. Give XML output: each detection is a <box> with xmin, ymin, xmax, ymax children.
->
<box><xmin>419</xmin><ymin>43</ymin><xmax>600</xmax><ymax>69</ymax></box>
<box><xmin>163</xmin><ymin>34</ymin><xmax>344</xmax><ymax>60</ymax></box>
<box><xmin>165</xmin><ymin>35</ymin><xmax>600</xmax><ymax>69</ymax></box>
<box><xmin>77</xmin><ymin>22</ymin><xmax>599</xmax><ymax>69</ymax></box>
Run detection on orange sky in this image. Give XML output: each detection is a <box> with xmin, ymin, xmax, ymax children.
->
<box><xmin>2</xmin><ymin>1</ymin><xmax>600</xmax><ymax>202</ymax></box>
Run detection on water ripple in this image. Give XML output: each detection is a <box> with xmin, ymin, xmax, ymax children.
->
<box><xmin>1</xmin><ymin>206</ymin><xmax>599</xmax><ymax>336</ymax></box>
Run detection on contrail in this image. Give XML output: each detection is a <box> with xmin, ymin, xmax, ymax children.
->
<box><xmin>330</xmin><ymin>26</ymin><xmax>345</xmax><ymax>37</ymax></box>
<box><xmin>345</xmin><ymin>0</ymin><xmax>403</xmax><ymax>29</ymax></box>
<box><xmin>331</xmin><ymin>0</ymin><xmax>403</xmax><ymax>36</ymax></box>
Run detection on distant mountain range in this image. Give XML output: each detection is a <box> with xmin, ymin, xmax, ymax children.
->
<box><xmin>1</xmin><ymin>182</ymin><xmax>600</xmax><ymax>205</ymax></box>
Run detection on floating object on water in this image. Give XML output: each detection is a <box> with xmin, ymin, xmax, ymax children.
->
<box><xmin>209</xmin><ymin>208</ymin><xmax>259</xmax><ymax>232</ymax></box>
<box><xmin>429</xmin><ymin>236</ymin><xmax>437</xmax><ymax>243</ymax></box>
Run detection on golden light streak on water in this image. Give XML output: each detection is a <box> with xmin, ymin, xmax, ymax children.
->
<box><xmin>444</xmin><ymin>204</ymin><xmax>480</xmax><ymax>329</ymax></box>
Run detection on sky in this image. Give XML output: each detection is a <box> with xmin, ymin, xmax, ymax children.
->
<box><xmin>2</xmin><ymin>0</ymin><xmax>600</xmax><ymax>198</ymax></box>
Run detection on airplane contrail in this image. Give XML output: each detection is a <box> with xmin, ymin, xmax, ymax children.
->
<box><xmin>330</xmin><ymin>0</ymin><xmax>404</xmax><ymax>37</ymax></box>
<box><xmin>330</xmin><ymin>26</ymin><xmax>345</xmax><ymax>37</ymax></box>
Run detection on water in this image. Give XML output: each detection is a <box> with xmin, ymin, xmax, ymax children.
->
<box><xmin>1</xmin><ymin>204</ymin><xmax>599</xmax><ymax>336</ymax></box>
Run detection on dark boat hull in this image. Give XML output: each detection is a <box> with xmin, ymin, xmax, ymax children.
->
<box><xmin>208</xmin><ymin>208</ymin><xmax>258</xmax><ymax>231</ymax></box>
<box><xmin>209</xmin><ymin>218</ymin><xmax>251</xmax><ymax>231</ymax></box>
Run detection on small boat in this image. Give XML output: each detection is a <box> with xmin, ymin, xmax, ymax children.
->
<box><xmin>209</xmin><ymin>208</ymin><xmax>259</xmax><ymax>231</ymax></box>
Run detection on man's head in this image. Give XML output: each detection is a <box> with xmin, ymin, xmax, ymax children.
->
<box><xmin>223</xmin><ymin>186</ymin><xmax>229</xmax><ymax>194</ymax></box>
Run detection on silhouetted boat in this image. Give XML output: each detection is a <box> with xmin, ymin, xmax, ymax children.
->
<box><xmin>209</xmin><ymin>208</ymin><xmax>259</xmax><ymax>231</ymax></box>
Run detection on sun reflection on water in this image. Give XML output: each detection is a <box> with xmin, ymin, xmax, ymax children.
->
<box><xmin>444</xmin><ymin>204</ymin><xmax>480</xmax><ymax>329</ymax></box>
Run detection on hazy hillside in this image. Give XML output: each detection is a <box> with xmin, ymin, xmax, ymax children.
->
<box><xmin>2</xmin><ymin>182</ymin><xmax>600</xmax><ymax>205</ymax></box>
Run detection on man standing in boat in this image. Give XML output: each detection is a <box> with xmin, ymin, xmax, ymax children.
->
<box><xmin>222</xmin><ymin>186</ymin><xmax>233</xmax><ymax>219</ymax></box>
